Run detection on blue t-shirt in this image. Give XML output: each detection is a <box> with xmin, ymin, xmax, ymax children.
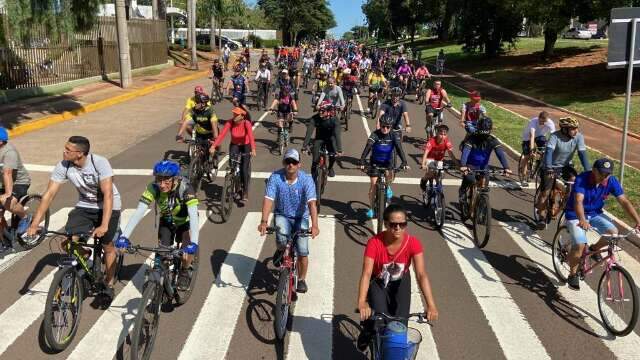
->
<box><xmin>462</xmin><ymin>134</ymin><xmax>501</xmax><ymax>169</ymax></box>
<box><xmin>565</xmin><ymin>171</ymin><xmax>624</xmax><ymax>220</ymax></box>
<box><xmin>265</xmin><ymin>169</ymin><xmax>317</xmax><ymax>219</ymax></box>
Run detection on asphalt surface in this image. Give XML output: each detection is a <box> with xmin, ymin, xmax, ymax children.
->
<box><xmin>0</xmin><ymin>57</ymin><xmax>639</xmax><ymax>360</ymax></box>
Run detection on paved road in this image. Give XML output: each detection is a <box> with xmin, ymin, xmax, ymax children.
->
<box><xmin>0</xmin><ymin>61</ymin><xmax>639</xmax><ymax>360</ymax></box>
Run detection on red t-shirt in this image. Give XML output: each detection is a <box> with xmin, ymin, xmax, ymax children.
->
<box><xmin>211</xmin><ymin>119</ymin><xmax>256</xmax><ymax>149</ymax></box>
<box><xmin>364</xmin><ymin>233</ymin><xmax>423</xmax><ymax>280</ymax></box>
<box><xmin>424</xmin><ymin>136</ymin><xmax>453</xmax><ymax>161</ymax></box>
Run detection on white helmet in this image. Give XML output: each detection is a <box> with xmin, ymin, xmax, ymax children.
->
<box><xmin>343</xmin><ymin>68</ymin><xmax>351</xmax><ymax>75</ymax></box>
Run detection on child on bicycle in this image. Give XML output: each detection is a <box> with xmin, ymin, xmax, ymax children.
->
<box><xmin>420</xmin><ymin>124</ymin><xmax>456</xmax><ymax>193</ymax></box>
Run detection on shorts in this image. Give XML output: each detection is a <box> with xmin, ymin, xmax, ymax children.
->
<box><xmin>521</xmin><ymin>137</ymin><xmax>547</xmax><ymax>155</ymax></box>
<box><xmin>424</xmin><ymin>159</ymin><xmax>443</xmax><ymax>171</ymax></box>
<box><xmin>367</xmin><ymin>162</ymin><xmax>392</xmax><ymax>177</ymax></box>
<box><xmin>65</xmin><ymin>207</ymin><xmax>121</xmax><ymax>244</ymax></box>
<box><xmin>566</xmin><ymin>214</ymin><xmax>616</xmax><ymax>245</ymax></box>
<box><xmin>425</xmin><ymin>105</ymin><xmax>443</xmax><ymax>117</ymax></box>
<box><xmin>274</xmin><ymin>215</ymin><xmax>310</xmax><ymax>256</ymax></box>
<box><xmin>0</xmin><ymin>184</ymin><xmax>29</xmax><ymax>200</ymax></box>
<box><xmin>158</xmin><ymin>220</ymin><xmax>190</xmax><ymax>247</ymax></box>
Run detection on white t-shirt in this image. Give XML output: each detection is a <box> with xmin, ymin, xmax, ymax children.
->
<box><xmin>521</xmin><ymin>117</ymin><xmax>556</xmax><ymax>141</ymax></box>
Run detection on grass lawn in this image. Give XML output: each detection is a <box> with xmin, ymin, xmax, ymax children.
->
<box><xmin>444</xmin><ymin>80</ymin><xmax>640</xmax><ymax>225</ymax></box>
<box><xmin>405</xmin><ymin>37</ymin><xmax>640</xmax><ymax>134</ymax></box>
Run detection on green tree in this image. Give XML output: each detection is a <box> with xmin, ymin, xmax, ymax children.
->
<box><xmin>362</xmin><ymin>0</ymin><xmax>395</xmax><ymax>40</ymax></box>
<box><xmin>258</xmin><ymin>0</ymin><xmax>335</xmax><ymax>45</ymax></box>
<box><xmin>198</xmin><ymin>0</ymin><xmax>245</xmax><ymax>50</ymax></box>
<box><xmin>388</xmin><ymin>0</ymin><xmax>429</xmax><ymax>45</ymax></box>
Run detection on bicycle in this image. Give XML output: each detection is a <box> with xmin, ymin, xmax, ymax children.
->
<box><xmin>36</xmin><ymin>229</ymin><xmax>124</xmax><ymax>351</ymax></box>
<box><xmin>415</xmin><ymin>79</ymin><xmax>428</xmax><ymax>105</ymax></box>
<box><xmin>421</xmin><ymin>162</ymin><xmax>450</xmax><ymax>229</ymax></box>
<box><xmin>342</xmin><ymin>89</ymin><xmax>354</xmax><ymax>131</ymax></box>
<box><xmin>368</xmin><ymin>85</ymin><xmax>383</xmax><ymax>120</ymax></box>
<box><xmin>220</xmin><ymin>153</ymin><xmax>251</xmax><ymax>222</ymax></box>
<box><xmin>517</xmin><ymin>146</ymin><xmax>545</xmax><ymax>186</ymax></box>
<box><xmin>435</xmin><ymin>59</ymin><xmax>445</xmax><ymax>74</ymax></box>
<box><xmin>266</xmin><ymin>226</ymin><xmax>312</xmax><ymax>340</ymax></box>
<box><xmin>126</xmin><ymin>242</ymin><xmax>200</xmax><ymax>360</ymax></box>
<box><xmin>256</xmin><ymin>78</ymin><xmax>270</xmax><ymax>110</ymax></box>
<box><xmin>552</xmin><ymin>228</ymin><xmax>639</xmax><ymax>335</ymax></box>
<box><xmin>210</xmin><ymin>77</ymin><xmax>223</xmax><ymax>105</ymax></box>
<box><xmin>272</xmin><ymin>110</ymin><xmax>296</xmax><ymax>156</ymax></box>
<box><xmin>459</xmin><ymin>168</ymin><xmax>506</xmax><ymax>248</ymax></box>
<box><xmin>365</xmin><ymin>165</ymin><xmax>403</xmax><ymax>234</ymax></box>
<box><xmin>424</xmin><ymin>103</ymin><xmax>452</xmax><ymax>140</ymax></box>
<box><xmin>302</xmin><ymin>67</ymin><xmax>312</xmax><ymax>89</ymax></box>
<box><xmin>533</xmin><ymin>167</ymin><xmax>574</xmax><ymax>230</ymax></box>
<box><xmin>0</xmin><ymin>193</ymin><xmax>50</xmax><ymax>250</ymax></box>
<box><xmin>358</xmin><ymin>311</ymin><xmax>429</xmax><ymax>360</ymax></box>
<box><xmin>185</xmin><ymin>138</ymin><xmax>218</xmax><ymax>192</ymax></box>
<box><xmin>305</xmin><ymin>146</ymin><xmax>334</xmax><ymax>214</ymax></box>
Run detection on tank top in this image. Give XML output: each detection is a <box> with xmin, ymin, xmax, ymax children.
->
<box><xmin>428</xmin><ymin>88</ymin><xmax>443</xmax><ymax>109</ymax></box>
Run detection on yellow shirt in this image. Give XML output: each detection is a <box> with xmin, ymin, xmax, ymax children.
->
<box><xmin>368</xmin><ymin>73</ymin><xmax>386</xmax><ymax>85</ymax></box>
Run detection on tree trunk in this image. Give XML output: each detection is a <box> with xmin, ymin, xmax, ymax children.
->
<box><xmin>187</xmin><ymin>0</ymin><xmax>192</xmax><ymax>49</ymax></box>
<box><xmin>115</xmin><ymin>0</ymin><xmax>132</xmax><ymax>88</ymax></box>
<box><xmin>210</xmin><ymin>13</ymin><xmax>216</xmax><ymax>52</ymax></box>
<box><xmin>543</xmin><ymin>28</ymin><xmax>558</xmax><ymax>60</ymax></box>
<box><xmin>218</xmin><ymin>22</ymin><xmax>223</xmax><ymax>52</ymax></box>
<box><xmin>191</xmin><ymin>0</ymin><xmax>198</xmax><ymax>69</ymax></box>
<box><xmin>151</xmin><ymin>0</ymin><xmax>159</xmax><ymax>19</ymax></box>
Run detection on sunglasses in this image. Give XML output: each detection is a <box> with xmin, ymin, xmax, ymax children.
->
<box><xmin>284</xmin><ymin>159</ymin><xmax>299</xmax><ymax>166</ymax></box>
<box><xmin>386</xmin><ymin>221</ymin><xmax>407</xmax><ymax>229</ymax></box>
<box><xmin>381</xmin><ymin>125</ymin><xmax>391</xmax><ymax>129</ymax></box>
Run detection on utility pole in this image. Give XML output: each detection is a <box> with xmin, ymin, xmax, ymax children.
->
<box><xmin>190</xmin><ymin>0</ymin><xmax>198</xmax><ymax>69</ymax></box>
<box><xmin>187</xmin><ymin>0</ymin><xmax>192</xmax><ymax>49</ymax></box>
<box><xmin>115</xmin><ymin>0</ymin><xmax>132</xmax><ymax>88</ymax></box>
<box><xmin>152</xmin><ymin>0</ymin><xmax>159</xmax><ymax>19</ymax></box>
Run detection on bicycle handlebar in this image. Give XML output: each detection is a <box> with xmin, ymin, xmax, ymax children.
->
<box><xmin>355</xmin><ymin>309</ymin><xmax>433</xmax><ymax>326</ymax></box>
<box><xmin>125</xmin><ymin>243</ymin><xmax>184</xmax><ymax>257</ymax></box>
<box><xmin>266</xmin><ymin>226</ymin><xmax>312</xmax><ymax>237</ymax></box>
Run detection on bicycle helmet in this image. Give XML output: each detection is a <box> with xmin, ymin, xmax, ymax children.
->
<box><xmin>195</xmin><ymin>93</ymin><xmax>210</xmax><ymax>104</ymax></box>
<box><xmin>153</xmin><ymin>160</ymin><xmax>180</xmax><ymax>177</ymax></box>
<box><xmin>390</xmin><ymin>87</ymin><xmax>402</xmax><ymax>97</ymax></box>
<box><xmin>380</xmin><ymin>115</ymin><xmax>394</xmax><ymax>127</ymax></box>
<box><xmin>559</xmin><ymin>117</ymin><xmax>579</xmax><ymax>129</ymax></box>
<box><xmin>194</xmin><ymin>85</ymin><xmax>205</xmax><ymax>94</ymax></box>
<box><xmin>435</xmin><ymin>124</ymin><xmax>449</xmax><ymax>132</ymax></box>
<box><xmin>0</xmin><ymin>127</ymin><xmax>9</xmax><ymax>142</ymax></box>
<box><xmin>476</xmin><ymin>117</ymin><xmax>493</xmax><ymax>134</ymax></box>
<box><xmin>319</xmin><ymin>100</ymin><xmax>334</xmax><ymax>111</ymax></box>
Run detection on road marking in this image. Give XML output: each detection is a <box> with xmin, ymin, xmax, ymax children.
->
<box><xmin>0</xmin><ymin>208</ymin><xmax>136</xmax><ymax>356</ymax></box>
<box><xmin>287</xmin><ymin>216</ymin><xmax>335</xmax><ymax>359</ymax></box>
<box><xmin>0</xmin><ymin>208</ymin><xmax>72</xmax><ymax>275</ymax></box>
<box><xmin>67</xmin><ymin>210</ymin><xmax>206</xmax><ymax>360</ymax></box>
<box><xmin>441</xmin><ymin>222</ymin><xmax>551</xmax><ymax>359</ymax></box>
<box><xmin>178</xmin><ymin>212</ymin><xmax>270</xmax><ymax>360</ymax></box>
<box><xmin>355</xmin><ymin>93</ymin><xmax>372</xmax><ymax>137</ymax></box>
<box><xmin>501</xmin><ymin>222</ymin><xmax>640</xmax><ymax>358</ymax></box>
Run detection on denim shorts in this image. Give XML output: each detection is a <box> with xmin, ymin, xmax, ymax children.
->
<box><xmin>566</xmin><ymin>214</ymin><xmax>617</xmax><ymax>245</ymax></box>
<box><xmin>274</xmin><ymin>215</ymin><xmax>310</xmax><ymax>256</ymax></box>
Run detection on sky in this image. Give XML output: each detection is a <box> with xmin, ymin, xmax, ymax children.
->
<box><xmin>328</xmin><ymin>0</ymin><xmax>365</xmax><ymax>38</ymax></box>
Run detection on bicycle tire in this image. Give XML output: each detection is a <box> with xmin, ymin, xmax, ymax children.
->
<box><xmin>130</xmin><ymin>282</ymin><xmax>161</xmax><ymax>360</ymax></box>
<box><xmin>314</xmin><ymin>170</ymin><xmax>323</xmax><ymax>214</ymax></box>
<box><xmin>274</xmin><ymin>267</ymin><xmax>291</xmax><ymax>340</ymax></box>
<box><xmin>533</xmin><ymin>184</ymin><xmax>543</xmax><ymax>224</ymax></box>
<box><xmin>43</xmin><ymin>267</ymin><xmax>83</xmax><ymax>352</ymax></box>
<box><xmin>115</xmin><ymin>252</ymin><xmax>124</xmax><ymax>282</ymax></box>
<box><xmin>551</xmin><ymin>225</ymin><xmax>572</xmax><ymax>282</ymax></box>
<box><xmin>472</xmin><ymin>193</ymin><xmax>491</xmax><ymax>248</ymax></box>
<box><xmin>278</xmin><ymin>129</ymin><xmax>285</xmax><ymax>156</ymax></box>
<box><xmin>460</xmin><ymin>188</ymin><xmax>472</xmax><ymax>221</ymax></box>
<box><xmin>220</xmin><ymin>174</ymin><xmax>234</xmax><ymax>222</ymax></box>
<box><xmin>597</xmin><ymin>265</ymin><xmax>639</xmax><ymax>336</ymax></box>
<box><xmin>176</xmin><ymin>246</ymin><xmax>199</xmax><ymax>305</ymax></box>
<box><xmin>188</xmin><ymin>152</ymin><xmax>203</xmax><ymax>192</ymax></box>
<box><xmin>376</xmin><ymin>183</ymin><xmax>385</xmax><ymax>234</ymax></box>
<box><xmin>345</xmin><ymin>100</ymin><xmax>351</xmax><ymax>131</ymax></box>
<box><xmin>517</xmin><ymin>154</ymin><xmax>527</xmax><ymax>183</ymax></box>
<box><xmin>15</xmin><ymin>194</ymin><xmax>50</xmax><ymax>249</ymax></box>
<box><xmin>434</xmin><ymin>191</ymin><xmax>446</xmax><ymax>229</ymax></box>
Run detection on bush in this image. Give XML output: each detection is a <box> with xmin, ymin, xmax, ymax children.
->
<box><xmin>196</xmin><ymin>44</ymin><xmax>212</xmax><ymax>52</ymax></box>
<box><xmin>262</xmin><ymin>39</ymin><xmax>281</xmax><ymax>48</ymax></box>
<box><xmin>248</xmin><ymin>34</ymin><xmax>263</xmax><ymax>48</ymax></box>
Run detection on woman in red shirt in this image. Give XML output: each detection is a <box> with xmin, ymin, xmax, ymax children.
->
<box><xmin>210</xmin><ymin>107</ymin><xmax>256</xmax><ymax>202</ymax></box>
<box><xmin>356</xmin><ymin>204</ymin><xmax>439</xmax><ymax>350</ymax></box>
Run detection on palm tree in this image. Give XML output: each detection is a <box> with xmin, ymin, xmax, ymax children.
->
<box><xmin>201</xmin><ymin>0</ymin><xmax>245</xmax><ymax>52</ymax></box>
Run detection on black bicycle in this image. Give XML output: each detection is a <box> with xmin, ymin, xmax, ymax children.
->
<box><xmin>256</xmin><ymin>78</ymin><xmax>270</xmax><ymax>110</ymax></box>
<box><xmin>421</xmin><ymin>162</ymin><xmax>450</xmax><ymax>229</ymax></box>
<box><xmin>358</xmin><ymin>311</ymin><xmax>429</xmax><ymax>360</ymax></box>
<box><xmin>126</xmin><ymin>243</ymin><xmax>199</xmax><ymax>360</ymax></box>
<box><xmin>36</xmin><ymin>230</ymin><xmax>124</xmax><ymax>351</ymax></box>
<box><xmin>220</xmin><ymin>153</ymin><xmax>251</xmax><ymax>222</ymax></box>
<box><xmin>302</xmin><ymin>67</ymin><xmax>312</xmax><ymax>89</ymax></box>
<box><xmin>365</xmin><ymin>164</ymin><xmax>403</xmax><ymax>234</ymax></box>
<box><xmin>185</xmin><ymin>138</ymin><xmax>218</xmax><ymax>192</ymax></box>
<box><xmin>517</xmin><ymin>146</ymin><xmax>544</xmax><ymax>186</ymax></box>
<box><xmin>533</xmin><ymin>167</ymin><xmax>574</xmax><ymax>230</ymax></box>
<box><xmin>342</xmin><ymin>89</ymin><xmax>354</xmax><ymax>131</ymax></box>
<box><xmin>1</xmin><ymin>193</ymin><xmax>50</xmax><ymax>250</ymax></box>
<box><xmin>306</xmin><ymin>146</ymin><xmax>334</xmax><ymax>214</ymax></box>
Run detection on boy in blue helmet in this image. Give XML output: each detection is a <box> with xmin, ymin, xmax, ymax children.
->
<box><xmin>115</xmin><ymin>160</ymin><xmax>200</xmax><ymax>290</ymax></box>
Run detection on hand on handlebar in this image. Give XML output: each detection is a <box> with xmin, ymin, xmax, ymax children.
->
<box><xmin>503</xmin><ymin>169</ymin><xmax>513</xmax><ymax>176</ymax></box>
<box><xmin>175</xmin><ymin>135</ymin><xmax>184</xmax><ymax>143</ymax></box>
<box><xmin>258</xmin><ymin>222</ymin><xmax>268</xmax><ymax>236</ymax></box>
<box><xmin>460</xmin><ymin>166</ymin><xmax>469</xmax><ymax>174</ymax></box>
<box><xmin>426</xmin><ymin>305</ymin><xmax>439</xmax><ymax>322</ymax></box>
<box><xmin>358</xmin><ymin>302</ymin><xmax>372</xmax><ymax>322</ymax></box>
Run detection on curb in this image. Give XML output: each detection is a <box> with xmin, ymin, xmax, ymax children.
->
<box><xmin>8</xmin><ymin>69</ymin><xmax>209</xmax><ymax>138</ymax></box>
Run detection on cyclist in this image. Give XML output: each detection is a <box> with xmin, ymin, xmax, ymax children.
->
<box><xmin>424</xmin><ymin>80</ymin><xmax>451</xmax><ymax>129</ymax></box>
<box><xmin>436</xmin><ymin>49</ymin><xmax>445</xmax><ymax>72</ymax></box>
<box><xmin>226</xmin><ymin>65</ymin><xmax>249</xmax><ymax>105</ymax></box>
<box><xmin>459</xmin><ymin>90</ymin><xmax>487</xmax><ymax>134</ymax></box>
<box><xmin>319</xmin><ymin>57</ymin><xmax>332</xmax><ymax>75</ymax></box>
<box><xmin>222</xmin><ymin>44</ymin><xmax>231</xmax><ymax>71</ymax></box>
<box><xmin>208</xmin><ymin>59</ymin><xmax>224</xmax><ymax>101</ymax></box>
<box><xmin>210</xmin><ymin>107</ymin><xmax>257</xmax><ymax>202</ymax></box>
<box><xmin>535</xmin><ymin>117</ymin><xmax>590</xmax><ymax>229</ymax></box>
<box><xmin>26</xmin><ymin>136</ymin><xmax>121</xmax><ymax>304</ymax></box>
<box><xmin>115</xmin><ymin>160</ymin><xmax>200</xmax><ymax>288</ymax></box>
<box><xmin>288</xmin><ymin>59</ymin><xmax>300</xmax><ymax>100</ymax></box>
<box><xmin>396</xmin><ymin>60</ymin><xmax>413</xmax><ymax>93</ymax></box>
<box><xmin>312</xmin><ymin>69</ymin><xmax>329</xmax><ymax>106</ymax></box>
<box><xmin>519</xmin><ymin>111</ymin><xmax>555</xmax><ymax>185</ymax></box>
<box><xmin>458</xmin><ymin>117</ymin><xmax>512</xmax><ymax>204</ymax></box>
<box><xmin>367</xmin><ymin>67</ymin><xmax>387</xmax><ymax>114</ymax></box>
<box><xmin>360</xmin><ymin>116</ymin><xmax>408</xmax><ymax>219</ymax></box>
<box><xmin>242</xmin><ymin>46</ymin><xmax>250</xmax><ymax>67</ymax></box>
<box><xmin>341</xmin><ymin>68</ymin><xmax>358</xmax><ymax>117</ymax></box>
<box><xmin>563</xmin><ymin>158</ymin><xmax>640</xmax><ymax>290</ymax></box>
<box><xmin>273</xmin><ymin>68</ymin><xmax>294</xmax><ymax>98</ymax></box>
<box><xmin>356</xmin><ymin>204</ymin><xmax>439</xmax><ymax>350</ymax></box>
<box><xmin>420</xmin><ymin>124</ymin><xmax>456</xmax><ymax>193</ymax></box>
<box><xmin>302</xmin><ymin>53</ymin><xmax>315</xmax><ymax>82</ymax></box>
<box><xmin>302</xmin><ymin>101</ymin><xmax>343</xmax><ymax>178</ymax></box>
<box><xmin>179</xmin><ymin>85</ymin><xmax>208</xmax><ymax>126</ymax></box>
<box><xmin>414</xmin><ymin>62</ymin><xmax>431</xmax><ymax>101</ymax></box>
<box><xmin>0</xmin><ymin>127</ymin><xmax>32</xmax><ymax>247</ymax></box>
<box><xmin>316</xmin><ymin>76</ymin><xmax>345</xmax><ymax>111</ymax></box>
<box><xmin>258</xmin><ymin>149</ymin><xmax>319</xmax><ymax>294</ymax></box>
<box><xmin>176</xmin><ymin>93</ymin><xmax>219</xmax><ymax>144</ymax></box>
<box><xmin>268</xmin><ymin>85</ymin><xmax>298</xmax><ymax>140</ymax></box>
<box><xmin>254</xmin><ymin>62</ymin><xmax>271</xmax><ymax>110</ymax></box>
<box><xmin>376</xmin><ymin>87</ymin><xmax>412</xmax><ymax>142</ymax></box>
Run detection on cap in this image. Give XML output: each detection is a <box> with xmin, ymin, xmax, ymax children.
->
<box><xmin>194</xmin><ymin>85</ymin><xmax>205</xmax><ymax>93</ymax></box>
<box><xmin>469</xmin><ymin>90</ymin><xmax>481</xmax><ymax>100</ymax></box>
<box><xmin>232</xmin><ymin>107</ymin><xmax>247</xmax><ymax>116</ymax></box>
<box><xmin>281</xmin><ymin>69</ymin><xmax>288</xmax><ymax>74</ymax></box>
<box><xmin>593</xmin><ymin>158</ymin><xmax>613</xmax><ymax>174</ymax></box>
<box><xmin>283</xmin><ymin>148</ymin><xmax>300</xmax><ymax>162</ymax></box>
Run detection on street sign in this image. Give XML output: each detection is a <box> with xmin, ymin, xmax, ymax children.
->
<box><xmin>608</xmin><ymin>7</ymin><xmax>640</xmax><ymax>69</ymax></box>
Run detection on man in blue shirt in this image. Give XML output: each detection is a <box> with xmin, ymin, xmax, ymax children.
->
<box><xmin>564</xmin><ymin>158</ymin><xmax>640</xmax><ymax>290</ymax></box>
<box><xmin>258</xmin><ymin>149</ymin><xmax>319</xmax><ymax>293</ymax></box>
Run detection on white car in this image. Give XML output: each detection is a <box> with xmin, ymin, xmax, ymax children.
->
<box><xmin>563</xmin><ymin>28</ymin><xmax>592</xmax><ymax>40</ymax></box>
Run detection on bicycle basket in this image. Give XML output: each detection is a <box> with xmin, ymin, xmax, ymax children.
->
<box><xmin>381</xmin><ymin>322</ymin><xmax>422</xmax><ymax>360</ymax></box>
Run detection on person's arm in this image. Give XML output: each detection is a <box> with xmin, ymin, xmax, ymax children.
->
<box><xmin>121</xmin><ymin>202</ymin><xmax>150</xmax><ymax>239</ymax></box>
<box><xmin>211</xmin><ymin>114</ymin><xmax>219</xmax><ymax>139</ymax></box>
<box><xmin>460</xmin><ymin>145</ymin><xmax>471</xmax><ymax>167</ymax></box>
<box><xmin>302</xmin><ymin>117</ymin><xmax>316</xmax><ymax>149</ymax></box>
<box><xmin>617</xmin><ymin>194</ymin><xmax>640</xmax><ymax>228</ymax></box>
<box><xmin>316</xmin><ymin>92</ymin><xmax>326</xmax><ymax>108</ymax></box>
<box><xmin>544</xmin><ymin>134</ymin><xmax>557</xmax><ymax>168</ymax></box>
<box><xmin>246</xmin><ymin>121</ymin><xmax>257</xmax><ymax>154</ymax></box>
<box><xmin>211</xmin><ymin>121</ymin><xmax>231</xmax><ymax>149</ymax></box>
<box><xmin>26</xmin><ymin>179</ymin><xmax>62</xmax><ymax>236</ymax></box>
<box><xmin>441</xmin><ymin>89</ymin><xmax>451</xmax><ymax>105</ymax></box>
<box><xmin>578</xmin><ymin>150</ymin><xmax>590</xmax><ymax>171</ymax></box>
<box><xmin>529</xmin><ymin>127</ymin><xmax>536</xmax><ymax>151</ymax></box>
<box><xmin>258</xmin><ymin>197</ymin><xmax>274</xmax><ymax>235</ymax></box>
<box><xmin>187</xmin><ymin>203</ymin><xmax>200</xmax><ymax>245</ymax></box>
<box><xmin>269</xmin><ymin>99</ymin><xmax>279</xmax><ymax>111</ymax></box>
<box><xmin>394</xmin><ymin>136</ymin><xmax>408</xmax><ymax>167</ymax></box>
<box><xmin>421</xmin><ymin>141</ymin><xmax>431</xmax><ymax>168</ymax></box>
<box><xmin>412</xmin><ymin>253</ymin><xmax>438</xmax><ymax>321</ymax></box>
<box><xmin>305</xmin><ymin>178</ymin><xmax>319</xmax><ymax>238</ymax></box>
<box><xmin>1</xmin><ymin>168</ymin><xmax>13</xmax><ymax>202</ymax></box>
<box><xmin>375</xmin><ymin>107</ymin><xmax>386</xmax><ymax>129</ymax></box>
<box><xmin>360</xmin><ymin>137</ymin><xmax>374</xmax><ymax>165</ymax></box>
<box><xmin>494</xmin><ymin>146</ymin><xmax>511</xmax><ymax>171</ymax></box>
<box><xmin>402</xmin><ymin>111</ymin><xmax>411</xmax><ymax>130</ymax></box>
<box><xmin>357</xmin><ymin>256</ymin><xmax>375</xmax><ymax>321</ymax></box>
<box><xmin>94</xmin><ymin>176</ymin><xmax>114</xmax><ymax>238</ymax></box>
<box><xmin>575</xmin><ymin>192</ymin><xmax>589</xmax><ymax>229</ymax></box>
<box><xmin>291</xmin><ymin>99</ymin><xmax>298</xmax><ymax>113</ymax></box>
<box><xmin>177</xmin><ymin>112</ymin><xmax>192</xmax><ymax>138</ymax></box>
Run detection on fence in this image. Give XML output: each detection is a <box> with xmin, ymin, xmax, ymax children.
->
<box><xmin>0</xmin><ymin>15</ymin><xmax>168</xmax><ymax>90</ymax></box>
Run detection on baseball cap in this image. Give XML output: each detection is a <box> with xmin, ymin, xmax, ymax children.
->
<box><xmin>231</xmin><ymin>107</ymin><xmax>247</xmax><ymax>116</ymax></box>
<box><xmin>283</xmin><ymin>148</ymin><xmax>300</xmax><ymax>162</ymax></box>
<box><xmin>469</xmin><ymin>90</ymin><xmax>481</xmax><ymax>100</ymax></box>
<box><xmin>194</xmin><ymin>85</ymin><xmax>205</xmax><ymax>93</ymax></box>
<box><xmin>593</xmin><ymin>158</ymin><xmax>613</xmax><ymax>174</ymax></box>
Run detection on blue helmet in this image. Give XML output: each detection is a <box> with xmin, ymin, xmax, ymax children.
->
<box><xmin>0</xmin><ymin>127</ymin><xmax>9</xmax><ymax>142</ymax></box>
<box><xmin>153</xmin><ymin>160</ymin><xmax>180</xmax><ymax>177</ymax></box>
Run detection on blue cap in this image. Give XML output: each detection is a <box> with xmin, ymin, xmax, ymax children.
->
<box><xmin>593</xmin><ymin>158</ymin><xmax>613</xmax><ymax>174</ymax></box>
<box><xmin>283</xmin><ymin>148</ymin><xmax>300</xmax><ymax>162</ymax></box>
<box><xmin>0</xmin><ymin>127</ymin><xmax>8</xmax><ymax>142</ymax></box>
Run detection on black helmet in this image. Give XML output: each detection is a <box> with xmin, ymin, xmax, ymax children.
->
<box><xmin>380</xmin><ymin>115</ymin><xmax>394</xmax><ymax>127</ymax></box>
<box><xmin>477</xmin><ymin>117</ymin><xmax>493</xmax><ymax>134</ymax></box>
<box><xmin>195</xmin><ymin>93</ymin><xmax>210</xmax><ymax>105</ymax></box>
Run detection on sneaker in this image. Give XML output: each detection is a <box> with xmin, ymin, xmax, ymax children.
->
<box><xmin>386</xmin><ymin>187</ymin><xmax>393</xmax><ymax>199</ymax></box>
<box><xmin>567</xmin><ymin>274</ymin><xmax>580</xmax><ymax>291</ymax></box>
<box><xmin>535</xmin><ymin>220</ymin><xmax>546</xmax><ymax>231</ymax></box>
<box><xmin>419</xmin><ymin>178</ymin><xmax>427</xmax><ymax>192</ymax></box>
<box><xmin>296</xmin><ymin>279</ymin><xmax>308</xmax><ymax>293</ymax></box>
<box><xmin>521</xmin><ymin>180</ymin><xmax>529</xmax><ymax>187</ymax></box>
<box><xmin>16</xmin><ymin>214</ymin><xmax>32</xmax><ymax>236</ymax></box>
<box><xmin>328</xmin><ymin>168</ymin><xmax>336</xmax><ymax>177</ymax></box>
<box><xmin>589</xmin><ymin>245</ymin><xmax>603</xmax><ymax>263</ymax></box>
<box><xmin>366</xmin><ymin>209</ymin><xmax>375</xmax><ymax>219</ymax></box>
<box><xmin>272</xmin><ymin>249</ymin><xmax>284</xmax><ymax>267</ymax></box>
<box><xmin>357</xmin><ymin>330</ymin><xmax>372</xmax><ymax>351</ymax></box>
<box><xmin>102</xmin><ymin>286</ymin><xmax>115</xmax><ymax>307</ymax></box>
<box><xmin>177</xmin><ymin>268</ymin><xmax>192</xmax><ymax>291</ymax></box>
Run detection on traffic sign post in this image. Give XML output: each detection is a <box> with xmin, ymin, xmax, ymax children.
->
<box><xmin>608</xmin><ymin>7</ymin><xmax>640</xmax><ymax>186</ymax></box>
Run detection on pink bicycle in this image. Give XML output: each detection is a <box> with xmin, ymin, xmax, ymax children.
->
<box><xmin>552</xmin><ymin>227</ymin><xmax>639</xmax><ymax>335</ymax></box>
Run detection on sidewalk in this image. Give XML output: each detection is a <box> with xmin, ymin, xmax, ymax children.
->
<box><xmin>439</xmin><ymin>70</ymin><xmax>640</xmax><ymax>169</ymax></box>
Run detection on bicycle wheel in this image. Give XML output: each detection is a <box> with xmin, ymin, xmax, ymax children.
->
<box><xmin>43</xmin><ymin>267</ymin><xmax>83</xmax><ymax>352</ymax></box>
<box><xmin>551</xmin><ymin>225</ymin><xmax>572</xmax><ymax>282</ymax></box>
<box><xmin>130</xmin><ymin>282</ymin><xmax>161</xmax><ymax>360</ymax></box>
<box><xmin>517</xmin><ymin>154</ymin><xmax>527</xmax><ymax>183</ymax></box>
<box><xmin>220</xmin><ymin>174</ymin><xmax>234</xmax><ymax>222</ymax></box>
<box><xmin>460</xmin><ymin>188</ymin><xmax>472</xmax><ymax>221</ymax></box>
<box><xmin>345</xmin><ymin>100</ymin><xmax>351</xmax><ymax>131</ymax></box>
<box><xmin>376</xmin><ymin>184</ymin><xmax>385</xmax><ymax>234</ymax></box>
<box><xmin>533</xmin><ymin>185</ymin><xmax>543</xmax><ymax>223</ymax></box>
<box><xmin>434</xmin><ymin>191</ymin><xmax>446</xmax><ymax>229</ymax></box>
<box><xmin>16</xmin><ymin>194</ymin><xmax>50</xmax><ymax>249</ymax></box>
<box><xmin>278</xmin><ymin>130</ymin><xmax>286</xmax><ymax>156</ymax></box>
<box><xmin>314</xmin><ymin>170</ymin><xmax>323</xmax><ymax>214</ymax></box>
<box><xmin>176</xmin><ymin>246</ymin><xmax>199</xmax><ymax>305</ymax></box>
<box><xmin>472</xmin><ymin>194</ymin><xmax>491</xmax><ymax>248</ymax></box>
<box><xmin>597</xmin><ymin>265</ymin><xmax>639</xmax><ymax>336</ymax></box>
<box><xmin>188</xmin><ymin>152</ymin><xmax>203</xmax><ymax>192</ymax></box>
<box><xmin>274</xmin><ymin>267</ymin><xmax>291</xmax><ymax>340</ymax></box>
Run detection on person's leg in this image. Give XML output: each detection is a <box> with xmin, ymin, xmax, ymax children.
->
<box><xmin>311</xmin><ymin>139</ymin><xmax>322</xmax><ymax>180</ymax></box>
<box><xmin>368</xmin><ymin>176</ymin><xmax>378</xmax><ymax>212</ymax></box>
<box><xmin>100</xmin><ymin>210</ymin><xmax>121</xmax><ymax>288</ymax></box>
<box><xmin>364</xmin><ymin>278</ymin><xmax>391</xmax><ymax>335</ymax></box>
<box><xmin>239</xmin><ymin>144</ymin><xmax>251</xmax><ymax>200</ymax></box>
<box><xmin>295</xmin><ymin>218</ymin><xmax>310</xmax><ymax>286</ymax></box>
<box><xmin>520</xmin><ymin>141</ymin><xmax>531</xmax><ymax>178</ymax></box>
<box><xmin>566</xmin><ymin>219</ymin><xmax>588</xmax><ymax>276</ymax></box>
<box><xmin>273</xmin><ymin>215</ymin><xmax>291</xmax><ymax>264</ymax></box>
<box><xmin>459</xmin><ymin>172</ymin><xmax>475</xmax><ymax>198</ymax></box>
<box><xmin>589</xmin><ymin>215</ymin><xmax>618</xmax><ymax>251</ymax></box>
<box><xmin>536</xmin><ymin>171</ymin><xmax>554</xmax><ymax>215</ymax></box>
<box><xmin>389</xmin><ymin>272</ymin><xmax>412</xmax><ymax>325</ymax></box>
